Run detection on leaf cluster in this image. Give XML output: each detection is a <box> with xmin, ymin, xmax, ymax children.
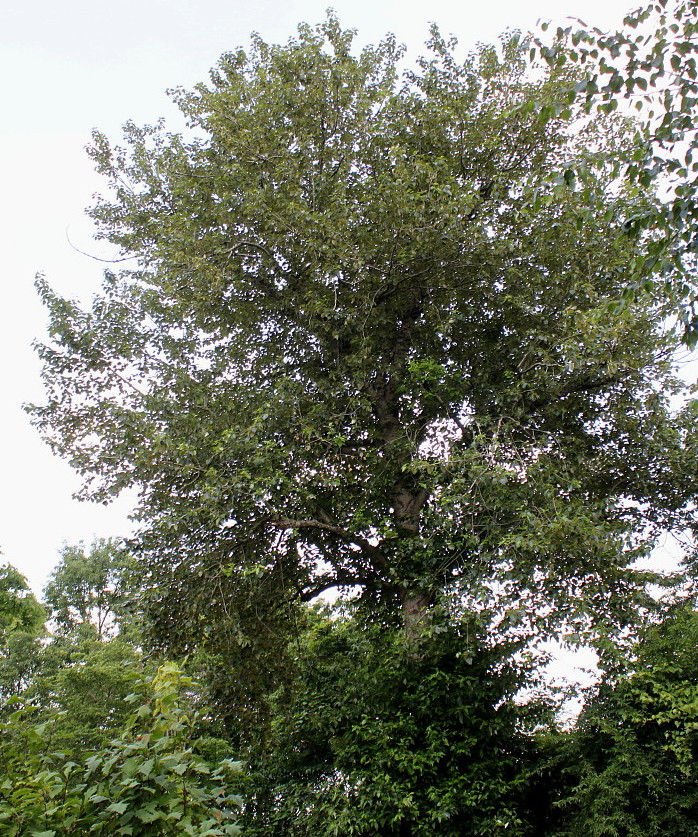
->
<box><xmin>240</xmin><ymin>609</ymin><xmax>552</xmax><ymax>836</ymax></box>
<box><xmin>535</xmin><ymin>0</ymin><xmax>698</xmax><ymax>342</ymax></box>
<box><xmin>0</xmin><ymin>664</ymin><xmax>242</xmax><ymax>837</ymax></box>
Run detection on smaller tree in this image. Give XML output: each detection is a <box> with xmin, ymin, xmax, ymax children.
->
<box><xmin>549</xmin><ymin>604</ymin><xmax>698</xmax><ymax>835</ymax></box>
<box><xmin>0</xmin><ymin>563</ymin><xmax>46</xmax><ymax>704</ymax></box>
<box><xmin>44</xmin><ymin>538</ymin><xmax>137</xmax><ymax>640</ymax></box>
<box><xmin>0</xmin><ymin>564</ymin><xmax>45</xmax><ymax>643</ymax></box>
<box><xmin>10</xmin><ymin>541</ymin><xmax>146</xmax><ymax>752</ymax></box>
<box><xmin>27</xmin><ymin>637</ymin><xmax>143</xmax><ymax>753</ymax></box>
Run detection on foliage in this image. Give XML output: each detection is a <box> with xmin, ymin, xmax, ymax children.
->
<box><xmin>0</xmin><ymin>563</ymin><xmax>45</xmax><ymax>643</ymax></box>
<box><xmin>24</xmin><ymin>16</ymin><xmax>698</xmax><ymax>834</ymax></box>
<box><xmin>0</xmin><ymin>629</ymin><xmax>46</xmax><ymax>702</ymax></box>
<box><xmin>29</xmin><ymin>19</ymin><xmax>698</xmax><ymax>696</ymax></box>
<box><xmin>44</xmin><ymin>538</ymin><xmax>139</xmax><ymax>640</ymax></box>
<box><xmin>546</xmin><ymin>604</ymin><xmax>698</xmax><ymax>835</ymax></box>
<box><xmin>24</xmin><ymin>635</ymin><xmax>144</xmax><ymax>753</ymax></box>
<box><xmin>242</xmin><ymin>607</ymin><xmax>553</xmax><ymax>836</ymax></box>
<box><xmin>0</xmin><ymin>563</ymin><xmax>46</xmax><ymax>703</ymax></box>
<box><xmin>535</xmin><ymin>0</ymin><xmax>698</xmax><ymax>341</ymax></box>
<box><xmin>0</xmin><ymin>663</ymin><xmax>242</xmax><ymax>837</ymax></box>
<box><xmin>0</xmin><ymin>542</ymin><xmax>144</xmax><ymax>754</ymax></box>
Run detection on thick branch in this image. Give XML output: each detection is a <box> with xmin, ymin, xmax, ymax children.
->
<box><xmin>393</xmin><ymin>486</ymin><xmax>430</xmax><ymax>535</ymax></box>
<box><xmin>269</xmin><ymin>517</ymin><xmax>390</xmax><ymax>572</ymax></box>
<box><xmin>299</xmin><ymin>571</ymin><xmax>378</xmax><ymax>602</ymax></box>
<box><xmin>526</xmin><ymin>372</ymin><xmax>623</xmax><ymax>413</ymax></box>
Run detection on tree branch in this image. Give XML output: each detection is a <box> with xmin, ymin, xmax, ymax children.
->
<box><xmin>299</xmin><ymin>571</ymin><xmax>377</xmax><ymax>602</ymax></box>
<box><xmin>269</xmin><ymin>517</ymin><xmax>390</xmax><ymax>572</ymax></box>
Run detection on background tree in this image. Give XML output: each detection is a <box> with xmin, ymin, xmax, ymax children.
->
<box><xmin>0</xmin><ymin>563</ymin><xmax>45</xmax><ymax>702</ymax></box>
<box><xmin>547</xmin><ymin>603</ymin><xmax>698</xmax><ymax>835</ymax></box>
<box><xmin>0</xmin><ymin>563</ymin><xmax>45</xmax><ymax>643</ymax></box>
<box><xmin>32</xmin><ymin>539</ymin><xmax>143</xmax><ymax>752</ymax></box>
<box><xmin>0</xmin><ymin>541</ymin><xmax>145</xmax><ymax>753</ymax></box>
<box><xmin>44</xmin><ymin>538</ymin><xmax>138</xmax><ymax>640</ymax></box>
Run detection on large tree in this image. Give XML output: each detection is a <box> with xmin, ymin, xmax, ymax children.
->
<box><xmin>31</xmin><ymin>18</ymin><xmax>698</xmax><ymax>689</ymax></box>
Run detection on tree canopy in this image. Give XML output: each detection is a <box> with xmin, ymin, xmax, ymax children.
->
<box><xmin>30</xmin><ymin>19</ymin><xmax>698</xmax><ymax>676</ymax></box>
<box><xmin>44</xmin><ymin>538</ymin><xmax>137</xmax><ymax>640</ymax></box>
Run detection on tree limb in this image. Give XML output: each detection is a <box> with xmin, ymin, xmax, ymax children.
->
<box><xmin>269</xmin><ymin>517</ymin><xmax>390</xmax><ymax>572</ymax></box>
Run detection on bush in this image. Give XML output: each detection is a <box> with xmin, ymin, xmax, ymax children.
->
<box><xmin>0</xmin><ymin>663</ymin><xmax>242</xmax><ymax>836</ymax></box>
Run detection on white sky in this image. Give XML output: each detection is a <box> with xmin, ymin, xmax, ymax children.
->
<box><xmin>0</xmin><ymin>0</ymin><xmax>639</xmax><ymax>602</ymax></box>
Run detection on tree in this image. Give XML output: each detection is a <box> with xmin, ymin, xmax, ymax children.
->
<box><xmin>30</xmin><ymin>18</ymin><xmax>698</xmax><ymax>715</ymax></box>
<box><xmin>547</xmin><ymin>604</ymin><xmax>698</xmax><ymax>835</ymax></box>
<box><xmin>535</xmin><ymin>0</ymin><xmax>698</xmax><ymax>341</ymax></box>
<box><xmin>25</xmin><ymin>635</ymin><xmax>144</xmax><ymax>752</ymax></box>
<box><xmin>44</xmin><ymin>538</ymin><xmax>138</xmax><ymax>640</ymax></box>
<box><xmin>0</xmin><ymin>541</ymin><xmax>144</xmax><ymax>751</ymax></box>
<box><xmin>0</xmin><ymin>563</ymin><xmax>45</xmax><ymax>644</ymax></box>
<box><xmin>0</xmin><ymin>563</ymin><xmax>46</xmax><ymax>703</ymax></box>
<box><xmin>29</xmin><ymin>539</ymin><xmax>144</xmax><ymax>752</ymax></box>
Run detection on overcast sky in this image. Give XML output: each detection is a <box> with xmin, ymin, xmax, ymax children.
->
<box><xmin>0</xmin><ymin>0</ymin><xmax>643</xmax><ymax>601</ymax></box>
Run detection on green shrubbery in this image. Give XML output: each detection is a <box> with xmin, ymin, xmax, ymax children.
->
<box><xmin>0</xmin><ymin>663</ymin><xmax>242</xmax><ymax>837</ymax></box>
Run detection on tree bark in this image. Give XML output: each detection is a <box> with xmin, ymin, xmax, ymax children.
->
<box><xmin>401</xmin><ymin>588</ymin><xmax>433</xmax><ymax>646</ymax></box>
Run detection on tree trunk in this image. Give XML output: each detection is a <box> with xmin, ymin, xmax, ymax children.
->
<box><xmin>401</xmin><ymin>588</ymin><xmax>433</xmax><ymax>646</ymax></box>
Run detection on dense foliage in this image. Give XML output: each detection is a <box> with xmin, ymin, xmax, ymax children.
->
<box><xmin>544</xmin><ymin>604</ymin><xmax>698</xmax><ymax>835</ymax></box>
<box><xmin>0</xmin><ymin>664</ymin><xmax>242</xmax><ymax>837</ymax></box>
<box><xmin>0</xmin><ymin>563</ymin><xmax>45</xmax><ymax>643</ymax></box>
<box><xmin>1</xmin><ymin>541</ymin><xmax>144</xmax><ymax>753</ymax></box>
<box><xmin>13</xmin><ymin>8</ymin><xmax>698</xmax><ymax>835</ymax></box>
<box><xmin>242</xmin><ymin>609</ymin><xmax>552</xmax><ymax>836</ymax></box>
<box><xmin>0</xmin><ymin>549</ymin><xmax>242</xmax><ymax>835</ymax></box>
<box><xmin>0</xmin><ymin>563</ymin><xmax>47</xmax><ymax>704</ymax></box>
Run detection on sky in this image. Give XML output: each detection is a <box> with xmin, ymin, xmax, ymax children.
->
<box><xmin>0</xmin><ymin>0</ymin><xmax>644</xmax><ymax>603</ymax></box>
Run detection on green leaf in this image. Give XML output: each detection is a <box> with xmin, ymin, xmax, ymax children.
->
<box><xmin>138</xmin><ymin>758</ymin><xmax>155</xmax><ymax>777</ymax></box>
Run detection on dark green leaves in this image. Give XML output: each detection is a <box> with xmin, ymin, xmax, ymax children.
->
<box><xmin>549</xmin><ymin>605</ymin><xmax>698</xmax><ymax>835</ymax></box>
<box><xmin>243</xmin><ymin>612</ymin><xmax>550</xmax><ymax>836</ymax></box>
